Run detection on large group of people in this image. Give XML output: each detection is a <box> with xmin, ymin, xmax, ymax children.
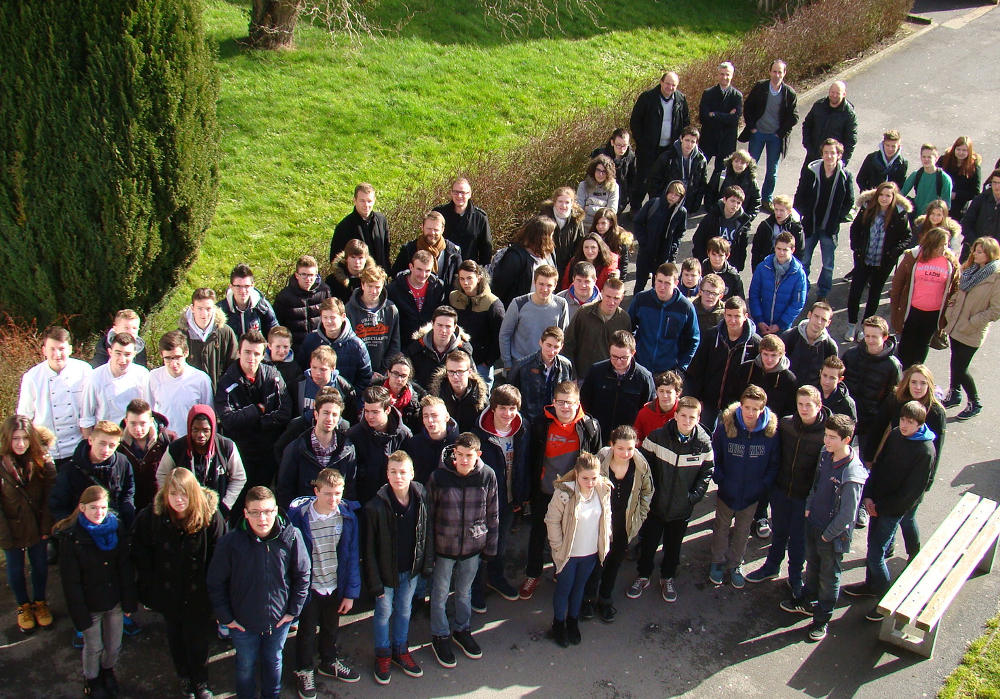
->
<box><xmin>4</xmin><ymin>56</ymin><xmax>1000</xmax><ymax>699</ymax></box>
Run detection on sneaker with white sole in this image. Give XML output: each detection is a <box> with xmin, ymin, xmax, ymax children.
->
<box><xmin>807</xmin><ymin>622</ymin><xmax>828</xmax><ymax>641</ymax></box>
<box><xmin>626</xmin><ymin>577</ymin><xmax>650</xmax><ymax>599</ymax></box>
<box><xmin>730</xmin><ymin>566</ymin><xmax>746</xmax><ymax>589</ymax></box>
<box><xmin>753</xmin><ymin>518</ymin><xmax>771</xmax><ymax>539</ymax></box>
<box><xmin>745</xmin><ymin>566</ymin><xmax>779</xmax><ymax>583</ymax></box>
<box><xmin>709</xmin><ymin>563</ymin><xmax>725</xmax><ymax>586</ymax></box>
<box><xmin>661</xmin><ymin>578</ymin><xmax>677</xmax><ymax>603</ymax></box>
<box><xmin>779</xmin><ymin>597</ymin><xmax>816</xmax><ymax>616</ymax></box>
<box><xmin>518</xmin><ymin>576</ymin><xmax>539</xmax><ymax>600</ymax></box>
<box><xmin>431</xmin><ymin>635</ymin><xmax>457</xmax><ymax>668</ymax></box>
<box><xmin>844</xmin><ymin>323</ymin><xmax>857</xmax><ymax>342</ymax></box>
<box><xmin>318</xmin><ymin>657</ymin><xmax>360</xmax><ymax>683</ymax></box>
<box><xmin>294</xmin><ymin>669</ymin><xmax>317</xmax><ymax>699</ymax></box>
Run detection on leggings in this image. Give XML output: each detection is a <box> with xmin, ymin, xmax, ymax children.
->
<box><xmin>949</xmin><ymin>338</ymin><xmax>980</xmax><ymax>401</ymax></box>
<box><xmin>846</xmin><ymin>263</ymin><xmax>893</xmax><ymax>324</ymax></box>
<box><xmin>898</xmin><ymin>308</ymin><xmax>939</xmax><ymax>369</ymax></box>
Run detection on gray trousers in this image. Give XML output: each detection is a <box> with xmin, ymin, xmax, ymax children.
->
<box><xmin>711</xmin><ymin>500</ymin><xmax>757</xmax><ymax>569</ymax></box>
<box><xmin>82</xmin><ymin>604</ymin><xmax>123</xmax><ymax>680</ymax></box>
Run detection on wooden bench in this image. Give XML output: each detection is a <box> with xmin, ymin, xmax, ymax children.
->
<box><xmin>875</xmin><ymin>492</ymin><xmax>1000</xmax><ymax>658</ymax></box>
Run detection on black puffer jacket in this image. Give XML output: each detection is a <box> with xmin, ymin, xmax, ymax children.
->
<box><xmin>640</xmin><ymin>420</ymin><xmax>714</xmax><ymax>522</ymax></box>
<box><xmin>775</xmin><ymin>407</ymin><xmax>830</xmax><ymax>500</ymax></box>
<box><xmin>363</xmin><ymin>482</ymin><xmax>433</xmax><ymax>597</ymax></box>
<box><xmin>751</xmin><ymin>211</ymin><xmax>806</xmax><ymax>271</ymax></box>
<box><xmin>58</xmin><ymin>517</ymin><xmax>137</xmax><ymax>631</ymax></box>
<box><xmin>346</xmin><ymin>407</ymin><xmax>413</xmax><ymax>505</ymax></box>
<box><xmin>841</xmin><ymin>337</ymin><xmax>902</xmax><ymax>427</ymax></box>
<box><xmin>428</xmin><ymin>366</ymin><xmax>489</xmax><ymax>433</ymax></box>
<box><xmin>434</xmin><ymin>201</ymin><xmax>493</xmax><ymax>265</ymax></box>
<box><xmin>273</xmin><ymin>275</ymin><xmax>332</xmax><ymax>351</ymax></box>
<box><xmin>215</xmin><ymin>362</ymin><xmax>291</xmax><ymax>446</ymax></box>
<box><xmin>802</xmin><ymin>97</ymin><xmax>859</xmax><ymax>164</ymax></box>
<box><xmin>723</xmin><ymin>356</ymin><xmax>798</xmax><ymax>417</ymax></box>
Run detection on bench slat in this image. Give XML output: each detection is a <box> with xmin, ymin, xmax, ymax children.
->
<box><xmin>877</xmin><ymin>493</ymin><xmax>980</xmax><ymax>615</ymax></box>
<box><xmin>895</xmin><ymin>499</ymin><xmax>997</xmax><ymax>624</ymax></box>
<box><xmin>916</xmin><ymin>506</ymin><xmax>1000</xmax><ymax>632</ymax></box>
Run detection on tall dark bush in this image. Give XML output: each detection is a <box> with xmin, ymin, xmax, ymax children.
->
<box><xmin>0</xmin><ymin>0</ymin><xmax>220</xmax><ymax>334</ymax></box>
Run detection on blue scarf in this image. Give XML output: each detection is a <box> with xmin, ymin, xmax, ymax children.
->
<box><xmin>78</xmin><ymin>512</ymin><xmax>119</xmax><ymax>551</ymax></box>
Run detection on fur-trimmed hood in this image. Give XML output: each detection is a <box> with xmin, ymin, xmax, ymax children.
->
<box><xmin>410</xmin><ymin>321</ymin><xmax>472</xmax><ymax>345</ymax></box>
<box><xmin>179</xmin><ymin>306</ymin><xmax>229</xmax><ymax>340</ymax></box>
<box><xmin>450</xmin><ymin>277</ymin><xmax>500</xmax><ymax>313</ymax></box>
<box><xmin>719</xmin><ymin>401</ymin><xmax>778</xmax><ymax>438</ymax></box>
<box><xmin>913</xmin><ymin>213</ymin><xmax>962</xmax><ymax>239</ymax></box>
<box><xmin>856</xmin><ymin>187</ymin><xmax>913</xmax><ymax>216</ymax></box>
<box><xmin>328</xmin><ymin>251</ymin><xmax>377</xmax><ymax>288</ymax></box>
<box><xmin>539</xmin><ymin>199</ymin><xmax>585</xmax><ymax>224</ymax></box>
<box><xmin>427</xmin><ymin>363</ymin><xmax>489</xmax><ymax>410</ymax></box>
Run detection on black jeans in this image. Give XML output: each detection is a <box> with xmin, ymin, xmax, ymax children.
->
<box><xmin>636</xmin><ymin>515</ymin><xmax>689</xmax><ymax>579</ymax></box>
<box><xmin>295</xmin><ymin>590</ymin><xmax>342</xmax><ymax>670</ymax></box>
<box><xmin>949</xmin><ymin>338</ymin><xmax>980</xmax><ymax>400</ymax></box>
<box><xmin>526</xmin><ymin>491</ymin><xmax>551</xmax><ymax>578</ymax></box>
<box><xmin>584</xmin><ymin>516</ymin><xmax>628</xmax><ymax>602</ymax></box>
<box><xmin>898</xmin><ymin>307</ymin><xmax>939</xmax><ymax>369</ymax></box>
<box><xmin>165</xmin><ymin>612</ymin><xmax>212</xmax><ymax>684</ymax></box>
<box><xmin>846</xmin><ymin>262</ymin><xmax>893</xmax><ymax>324</ymax></box>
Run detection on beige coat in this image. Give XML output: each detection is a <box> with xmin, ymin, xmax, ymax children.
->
<box><xmin>944</xmin><ymin>269</ymin><xmax>1000</xmax><ymax>348</ymax></box>
<box><xmin>596</xmin><ymin>446</ymin><xmax>653</xmax><ymax>543</ymax></box>
<box><xmin>545</xmin><ymin>475</ymin><xmax>612</xmax><ymax>574</ymax></box>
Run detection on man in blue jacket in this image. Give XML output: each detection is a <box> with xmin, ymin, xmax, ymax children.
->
<box><xmin>287</xmin><ymin>469</ymin><xmax>362</xmax><ymax>694</ymax></box>
<box><xmin>628</xmin><ymin>262</ymin><xmax>700</xmax><ymax>374</ymax></box>
<box><xmin>748</xmin><ymin>232</ymin><xmax>808</xmax><ymax>335</ymax></box>
<box><xmin>709</xmin><ymin>385</ymin><xmax>780</xmax><ymax>588</ymax></box>
<box><xmin>207</xmin><ymin>486</ymin><xmax>310</xmax><ymax>699</ymax></box>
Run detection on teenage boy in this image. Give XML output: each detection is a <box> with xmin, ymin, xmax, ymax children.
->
<box><xmin>499</xmin><ymin>265</ymin><xmax>569</xmax><ymax>371</ymax></box>
<box><xmin>557</xmin><ymin>261</ymin><xmax>601</xmax><ymax>321</ymax></box>
<box><xmin>428</xmin><ymin>351</ymin><xmax>489</xmax><ymax>433</ymax></box>
<box><xmin>634</xmin><ymin>371</ymin><xmax>683</xmax><ymax>443</ymax></box>
<box><xmin>692</xmin><ymin>186</ymin><xmax>754</xmax><ymax>270</ymax></box>
<box><xmin>330</xmin><ymin>183</ymin><xmax>391</xmax><ymax>271</ymax></box>
<box><xmin>960</xmin><ymin>169</ymin><xmax>1000</xmax><ymax>259</ymax></box>
<box><xmin>779</xmin><ymin>301</ymin><xmax>837</xmax><ymax>387</ymax></box>
<box><xmin>678</xmin><ymin>258</ymin><xmax>702</xmax><ymax>299</ymax></box>
<box><xmin>221</xmin><ymin>263</ymin><xmax>279</xmax><ymax>338</ymax></box>
<box><xmin>750</xmin><ymin>194</ymin><xmax>806</xmax><ymax>271</ymax></box>
<box><xmin>345</xmin><ymin>265</ymin><xmax>400</xmax><ymax>373</ymax></box>
<box><xmin>686</xmin><ymin>295</ymin><xmax>760</xmax><ymax>430</ymax></box>
<box><xmin>434</xmin><ymin>178</ymin><xmax>493</xmax><ymax>265</ymax></box>
<box><xmin>274</xmin><ymin>255</ymin><xmax>333</xmax><ymax>353</ymax></box>
<box><xmin>748</xmin><ymin>232</ymin><xmax>808</xmax><ymax>335</ymax></box>
<box><xmin>703</xmin><ymin>237</ymin><xmax>745</xmax><ymax>300</ymax></box>
<box><xmin>724</xmin><ymin>334</ymin><xmax>798</xmax><ymax>418</ymax></box>
<box><xmin>563</xmin><ymin>277</ymin><xmax>631</xmax><ymax>379</ymax></box>
<box><xmin>264</xmin><ymin>326</ymin><xmax>304</xmax><ymax>409</ymax></box>
<box><xmin>629</xmin><ymin>262</ymin><xmax>700</xmax><ymax>375</ymax></box>
<box><xmin>647</xmin><ymin>125</ymin><xmax>709</xmax><ymax>211</ymax></box>
<box><xmin>295</xmin><ymin>346</ymin><xmax>358</xmax><ymax>424</ymax></box>
<box><xmin>693</xmin><ymin>274</ymin><xmax>727</xmax><ymax>338</ymax></box>
<box><xmin>327</xmin><ymin>238</ymin><xmax>376</xmax><ymax>304</ymax></box>
<box><xmin>779</xmin><ymin>414</ymin><xmax>868</xmax><ymax>642</ymax></box>
<box><xmin>119</xmin><ymin>398</ymin><xmax>170</xmax><ymax>512</ymax></box>
<box><xmin>80</xmin><ymin>332</ymin><xmax>151</xmax><ymax>437</ymax></box>
<box><xmin>388</xmin><ymin>250</ymin><xmax>449</xmax><ymax>344</ymax></box>
<box><xmin>709</xmin><ymin>385</ymin><xmax>780</xmax><ymax>588</ymax></box>
<box><xmin>508</xmin><ymin>326</ymin><xmax>574</xmax><ymax>423</ymax></box>
<box><xmin>842</xmin><ymin>401</ymin><xmax>935</xmax><ymax>620</ymax></box>
<box><xmin>181</xmin><ymin>287</ymin><xmax>239</xmax><ymax>393</ymax></box>
<box><xmin>91</xmin><ymin>309</ymin><xmax>148</xmax><ymax>368</ymax></box>
<box><xmin>629</xmin><ymin>397</ymin><xmax>714</xmax><ymax>605</ymax></box>
<box><xmin>364</xmin><ymin>451</ymin><xmax>433</xmax><ymax>685</ymax></box>
<box><xmin>746</xmin><ymin>386</ymin><xmax>829</xmax><ymax>591</ymax></box>
<box><xmin>17</xmin><ymin>325</ymin><xmax>93</xmax><ymax>464</ymax></box>
<box><xmin>427</xmin><ymin>433</ymin><xmax>500</xmax><ymax>668</ymax></box>
<box><xmin>403</xmin><ymin>396</ymin><xmax>459</xmax><ymax>484</ymax></box>
<box><xmin>50</xmin><ymin>420</ymin><xmax>135</xmax><ymax>526</ymax></box>
<box><xmin>472</xmin><ymin>385</ymin><xmax>531</xmax><ymax>605</ymax></box>
<box><xmin>632</xmin><ymin>180</ymin><xmax>688</xmax><ymax>292</ymax></box>
<box><xmin>278</xmin><ymin>388</ymin><xmax>358</xmax><ymax>509</ymax></box>
<box><xmin>157</xmin><ymin>404</ymin><xmax>248</xmax><ymax>516</ymax></box>
<box><xmin>149</xmin><ymin>331</ymin><xmax>213</xmax><ymax>437</ymax></box>
<box><xmin>841</xmin><ymin>316</ymin><xmax>902</xmax><ymax>446</ymax></box>
<box><xmin>216</xmin><ymin>330</ymin><xmax>291</xmax><ymax>489</ymax></box>
<box><xmin>580</xmin><ymin>331</ymin><xmax>655</xmax><ymax>443</ymax></box>
<box><xmin>814</xmin><ymin>356</ymin><xmax>857</xmax><ymax>421</ymax></box>
<box><xmin>347</xmin><ymin>386</ymin><xmax>413</xmax><ymax>506</ymax></box>
<box><xmin>207</xmin><ymin>486</ymin><xmax>310</xmax><ymax>699</ymax></box>
<box><xmin>406</xmin><ymin>305</ymin><xmax>474</xmax><ymax>391</ymax></box>
<box><xmin>520</xmin><ymin>381</ymin><xmax>601</xmax><ymax>600</ymax></box>
<box><xmin>901</xmin><ymin>144</ymin><xmax>953</xmax><ymax>219</ymax></box>
<box><xmin>299</xmin><ymin>298</ymin><xmax>373</xmax><ymax>389</ymax></box>
<box><xmin>287</xmin><ymin>469</ymin><xmax>362</xmax><ymax>695</ymax></box>
<box><xmin>855</xmin><ymin>130</ymin><xmax>909</xmax><ymax>193</ymax></box>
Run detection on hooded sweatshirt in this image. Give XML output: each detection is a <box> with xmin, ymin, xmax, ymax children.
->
<box><xmin>345</xmin><ymin>286</ymin><xmax>401</xmax><ymax>373</ymax></box>
<box><xmin>221</xmin><ymin>287</ymin><xmax>278</xmax><ymax>338</ymax></box>
<box><xmin>91</xmin><ymin>329</ymin><xmax>148</xmax><ymax>369</ymax></box>
<box><xmin>711</xmin><ymin>403</ymin><xmax>780</xmax><ymax>511</ymax></box>
<box><xmin>779</xmin><ymin>318</ymin><xmax>838</xmax><ymax>387</ymax></box>
<box><xmin>692</xmin><ymin>198</ymin><xmax>754</xmax><ymax>270</ymax></box>
<box><xmin>538</xmin><ymin>405</ymin><xmax>583</xmax><ymax>495</ymax></box>
<box><xmin>863</xmin><ymin>425</ymin><xmax>935</xmax><ymax>517</ymax></box>
<box><xmin>724</xmin><ymin>354</ymin><xmax>798</xmax><ymax>417</ymax></box>
<box><xmin>297</xmin><ymin>318</ymin><xmax>373</xmax><ymax>389</ymax></box>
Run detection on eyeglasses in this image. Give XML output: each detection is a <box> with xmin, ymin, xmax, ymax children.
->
<box><xmin>451</xmin><ymin>190</ymin><xmax>471</xmax><ymax>197</ymax></box>
<box><xmin>594</xmin><ymin>167</ymin><xmax>607</xmax><ymax>174</ymax></box>
<box><xmin>447</xmin><ymin>369</ymin><xmax>469</xmax><ymax>377</ymax></box>
<box><xmin>231</xmin><ymin>283</ymin><xmax>253</xmax><ymax>290</ymax></box>
<box><xmin>700</xmin><ymin>288</ymin><xmax>722</xmax><ymax>296</ymax></box>
<box><xmin>388</xmin><ymin>371</ymin><xmax>410</xmax><ymax>380</ymax></box>
<box><xmin>609</xmin><ymin>353</ymin><xmax>632</xmax><ymax>362</ymax></box>
<box><xmin>296</xmin><ymin>272</ymin><xmax>317</xmax><ymax>279</ymax></box>
<box><xmin>554</xmin><ymin>400</ymin><xmax>578</xmax><ymax>408</ymax></box>
<box><xmin>246</xmin><ymin>508</ymin><xmax>277</xmax><ymax>518</ymax></box>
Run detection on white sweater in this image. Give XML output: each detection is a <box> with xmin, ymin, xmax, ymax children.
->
<box><xmin>148</xmin><ymin>364</ymin><xmax>213</xmax><ymax>437</ymax></box>
<box><xmin>79</xmin><ymin>363</ymin><xmax>150</xmax><ymax>428</ymax></box>
<box><xmin>17</xmin><ymin>359</ymin><xmax>92</xmax><ymax>459</ymax></box>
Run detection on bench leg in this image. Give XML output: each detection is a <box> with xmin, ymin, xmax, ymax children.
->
<box><xmin>878</xmin><ymin>614</ymin><xmax>937</xmax><ymax>659</ymax></box>
<box><xmin>976</xmin><ymin>536</ymin><xmax>998</xmax><ymax>574</ymax></box>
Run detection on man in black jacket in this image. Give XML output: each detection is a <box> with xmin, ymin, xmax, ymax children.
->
<box><xmin>273</xmin><ymin>255</ymin><xmax>332</xmax><ymax>354</ymax></box>
<box><xmin>646</xmin><ymin>126</ymin><xmax>710</xmax><ymax>212</ymax></box>
<box><xmin>580</xmin><ymin>331</ymin><xmax>655</xmax><ymax>443</ymax></box>
<box><xmin>699</xmin><ymin>62</ymin><xmax>743</xmax><ymax>190</ymax></box>
<box><xmin>402</xmin><ymin>396</ymin><xmax>458</xmax><ymax>484</ymax></box>
<box><xmin>629</xmin><ymin>71</ymin><xmax>690</xmax><ymax>210</ymax></box>
<box><xmin>739</xmin><ymin>60</ymin><xmax>799</xmax><ymax>209</ymax></box>
<box><xmin>215</xmin><ymin>330</ymin><xmax>291</xmax><ymax>493</ymax></box>
<box><xmin>347</xmin><ymin>386</ymin><xmax>413</xmax><ymax>506</ymax></box>
<box><xmin>801</xmin><ymin>81</ymin><xmax>859</xmax><ymax>166</ymax></box>
<box><xmin>855</xmin><ymin>130</ymin><xmax>909</xmax><ymax>193</ymax></box>
<box><xmin>434</xmin><ymin>178</ymin><xmax>493</xmax><ymax>265</ymax></box>
<box><xmin>329</xmin><ymin>183</ymin><xmax>390</xmax><ymax>270</ymax></box>
<box><xmin>391</xmin><ymin>211</ymin><xmax>463</xmax><ymax>287</ymax></box>
<box><xmin>387</xmin><ymin>250</ymin><xmax>448</xmax><ymax>344</ymax></box>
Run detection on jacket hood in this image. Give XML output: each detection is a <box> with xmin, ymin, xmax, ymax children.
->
<box><xmin>856</xmin><ymin>188</ymin><xmax>913</xmax><ymax>215</ymax></box>
<box><xmin>543</xmin><ymin>403</ymin><xmax>586</xmax><ymax>428</ymax></box>
<box><xmin>540</xmin><ymin>199</ymin><xmax>585</xmax><ymax>224</ymax></box>
<box><xmin>329</xmin><ymin>251</ymin><xmax>377</xmax><ymax>288</ymax></box>
<box><xmin>753</xmin><ymin>354</ymin><xmax>791</xmax><ymax>374</ymax></box>
<box><xmin>104</xmin><ymin>328</ymin><xmax>147</xmax><ymax>354</ymax></box>
<box><xmin>793</xmin><ymin>405</ymin><xmax>831</xmax><ymax>433</ymax></box>
<box><xmin>428</xmin><ymin>365</ymin><xmax>489</xmax><ymax>411</ymax></box>
<box><xmin>449</xmin><ymin>278</ymin><xmax>499</xmax><ymax>312</ymax></box>
<box><xmin>713</xmin><ymin>198</ymin><xmax>747</xmax><ymax>223</ymax></box>
<box><xmin>225</xmin><ymin>286</ymin><xmax>264</xmax><ymax>311</ymax></box>
<box><xmin>553</xmin><ymin>471</ymin><xmax>612</xmax><ymax>493</ymax></box>
<box><xmin>346</xmin><ymin>285</ymin><xmax>389</xmax><ymax>314</ymax></box>
<box><xmin>768</xmin><ymin>208</ymin><xmax>802</xmax><ymax>226</ymax></box>
<box><xmin>477</xmin><ymin>407</ymin><xmax>524</xmax><ymax>438</ymax></box>
<box><xmin>913</xmin><ymin>214</ymin><xmax>962</xmax><ymax>238</ymax></box>
<box><xmin>180</xmin><ymin>306</ymin><xmax>228</xmax><ymax>342</ymax></box>
<box><xmin>716</xmin><ymin>317</ymin><xmax>756</xmax><ymax>347</ymax></box>
<box><xmin>721</xmin><ymin>402</ymin><xmax>778</xmax><ymax>438</ymax></box>
<box><xmin>239</xmin><ymin>511</ymin><xmax>292</xmax><ymax>542</ymax></box>
<box><xmin>860</xmin><ymin>334</ymin><xmax>899</xmax><ymax>361</ymax></box>
<box><xmin>906</xmin><ymin>423</ymin><xmax>936</xmax><ymax>442</ymax></box>
<box><xmin>185</xmin><ymin>404</ymin><xmax>218</xmax><ymax>460</ymax></box>
<box><xmin>795</xmin><ymin>318</ymin><xmax>831</xmax><ymax>345</ymax></box>
<box><xmin>438</xmin><ymin>443</ymin><xmax>487</xmax><ymax>476</ymax></box>
<box><xmin>410</xmin><ymin>322</ymin><xmax>472</xmax><ymax>345</ymax></box>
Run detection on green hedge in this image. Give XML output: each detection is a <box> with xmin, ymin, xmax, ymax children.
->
<box><xmin>0</xmin><ymin>0</ymin><xmax>220</xmax><ymax>334</ymax></box>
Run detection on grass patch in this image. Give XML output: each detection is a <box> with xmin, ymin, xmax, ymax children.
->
<box><xmin>941</xmin><ymin>609</ymin><xmax>1000</xmax><ymax>699</ymax></box>
<box><xmin>148</xmin><ymin>0</ymin><xmax>757</xmax><ymax>334</ymax></box>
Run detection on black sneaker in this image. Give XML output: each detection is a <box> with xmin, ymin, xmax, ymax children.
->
<box><xmin>957</xmin><ymin>401</ymin><xmax>983</xmax><ymax>421</ymax></box>
<box><xmin>294</xmin><ymin>669</ymin><xmax>317</xmax><ymax>699</ymax></box>
<box><xmin>598</xmin><ymin>601</ymin><xmax>617</xmax><ymax>623</ymax></box>
<box><xmin>779</xmin><ymin>597</ymin><xmax>815</xmax><ymax>616</ymax></box>
<box><xmin>392</xmin><ymin>649</ymin><xmax>423</xmax><ymax>677</ymax></box>
<box><xmin>373</xmin><ymin>654</ymin><xmax>391</xmax><ymax>685</ymax></box>
<box><xmin>471</xmin><ymin>589</ymin><xmax>487</xmax><ymax>615</ymax></box>
<box><xmin>487</xmin><ymin>577</ymin><xmax>520</xmax><ymax>601</ymax></box>
<box><xmin>431</xmin><ymin>635</ymin><xmax>457</xmax><ymax>668</ymax></box>
<box><xmin>317</xmin><ymin>657</ymin><xmax>360</xmax><ymax>683</ymax></box>
<box><xmin>807</xmin><ymin>622</ymin><xmax>828</xmax><ymax>642</ymax></box>
<box><xmin>943</xmin><ymin>390</ymin><xmax>962</xmax><ymax>408</ymax></box>
<box><xmin>580</xmin><ymin>600</ymin><xmax>595</xmax><ymax>620</ymax></box>
<box><xmin>192</xmin><ymin>682</ymin><xmax>213</xmax><ymax>699</ymax></box>
<box><xmin>841</xmin><ymin>582</ymin><xmax>876</xmax><ymax>598</ymax></box>
<box><xmin>452</xmin><ymin>629</ymin><xmax>482</xmax><ymax>659</ymax></box>
<box><xmin>100</xmin><ymin>668</ymin><xmax>119</xmax><ymax>697</ymax></box>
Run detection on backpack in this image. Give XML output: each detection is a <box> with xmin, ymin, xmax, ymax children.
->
<box><xmin>912</xmin><ymin>168</ymin><xmax>945</xmax><ymax>198</ymax></box>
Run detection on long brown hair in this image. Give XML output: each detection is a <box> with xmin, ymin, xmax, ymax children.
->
<box><xmin>917</xmin><ymin>227</ymin><xmax>949</xmax><ymax>261</ymax></box>
<box><xmin>939</xmin><ymin>136</ymin><xmax>981</xmax><ymax>178</ymax></box>
<box><xmin>155</xmin><ymin>467</ymin><xmax>219</xmax><ymax>534</ymax></box>
<box><xmin>894</xmin><ymin>364</ymin><xmax>939</xmax><ymax>410</ymax></box>
<box><xmin>512</xmin><ymin>214</ymin><xmax>556</xmax><ymax>257</ymax></box>
<box><xmin>568</xmin><ymin>233</ymin><xmax>613</xmax><ymax>273</ymax></box>
<box><xmin>53</xmin><ymin>485</ymin><xmax>109</xmax><ymax>533</ymax></box>
<box><xmin>861</xmin><ymin>182</ymin><xmax>900</xmax><ymax>230</ymax></box>
<box><xmin>0</xmin><ymin>415</ymin><xmax>48</xmax><ymax>478</ymax></box>
<box><xmin>588</xmin><ymin>207</ymin><xmax>632</xmax><ymax>255</ymax></box>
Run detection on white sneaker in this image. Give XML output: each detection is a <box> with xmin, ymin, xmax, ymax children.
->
<box><xmin>844</xmin><ymin>323</ymin><xmax>856</xmax><ymax>342</ymax></box>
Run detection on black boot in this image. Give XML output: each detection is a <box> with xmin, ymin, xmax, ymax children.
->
<box><xmin>566</xmin><ymin>617</ymin><xmax>581</xmax><ymax>645</ymax></box>
<box><xmin>598</xmin><ymin>600</ymin><xmax>617</xmax><ymax>623</ymax></box>
<box><xmin>99</xmin><ymin>668</ymin><xmax>118</xmax><ymax>698</ymax></box>
<box><xmin>551</xmin><ymin>619</ymin><xmax>568</xmax><ymax>648</ymax></box>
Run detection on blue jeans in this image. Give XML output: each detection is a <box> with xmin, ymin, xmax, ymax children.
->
<box><xmin>763</xmin><ymin>488</ymin><xmax>807</xmax><ymax>590</ymax></box>
<box><xmin>748</xmin><ymin>131</ymin><xmax>782</xmax><ymax>203</ymax></box>
<box><xmin>374</xmin><ymin>572</ymin><xmax>419</xmax><ymax>652</ymax></box>
<box><xmin>230</xmin><ymin>624</ymin><xmax>291</xmax><ymax>699</ymax></box>
<box><xmin>866</xmin><ymin>513</ymin><xmax>904</xmax><ymax>594</ymax></box>
<box><xmin>803</xmin><ymin>228</ymin><xmax>839</xmax><ymax>297</ymax></box>
<box><xmin>476</xmin><ymin>363</ymin><xmax>495</xmax><ymax>393</ymax></box>
<box><xmin>802</xmin><ymin>525</ymin><xmax>843</xmax><ymax>625</ymax></box>
<box><xmin>431</xmin><ymin>555</ymin><xmax>480</xmax><ymax>637</ymax></box>
<box><xmin>899</xmin><ymin>505</ymin><xmax>921</xmax><ymax>557</ymax></box>
<box><xmin>553</xmin><ymin>554</ymin><xmax>598</xmax><ymax>621</ymax></box>
<box><xmin>4</xmin><ymin>540</ymin><xmax>48</xmax><ymax>605</ymax></box>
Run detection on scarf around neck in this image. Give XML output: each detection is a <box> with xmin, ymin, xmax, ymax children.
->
<box><xmin>417</xmin><ymin>236</ymin><xmax>447</xmax><ymax>274</ymax></box>
<box><xmin>78</xmin><ymin>511</ymin><xmax>120</xmax><ymax>551</ymax></box>
<box><xmin>960</xmin><ymin>260</ymin><xmax>999</xmax><ymax>292</ymax></box>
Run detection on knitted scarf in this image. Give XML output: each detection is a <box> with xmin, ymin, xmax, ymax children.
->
<box><xmin>960</xmin><ymin>260</ymin><xmax>999</xmax><ymax>292</ymax></box>
<box><xmin>78</xmin><ymin>511</ymin><xmax>119</xmax><ymax>551</ymax></box>
<box><xmin>416</xmin><ymin>235</ymin><xmax>447</xmax><ymax>274</ymax></box>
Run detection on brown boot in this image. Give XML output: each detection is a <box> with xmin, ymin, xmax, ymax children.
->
<box><xmin>16</xmin><ymin>603</ymin><xmax>36</xmax><ymax>632</ymax></box>
<box><xmin>32</xmin><ymin>600</ymin><xmax>53</xmax><ymax>627</ymax></box>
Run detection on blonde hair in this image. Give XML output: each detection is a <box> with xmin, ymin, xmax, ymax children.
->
<box><xmin>154</xmin><ymin>468</ymin><xmax>218</xmax><ymax>534</ymax></box>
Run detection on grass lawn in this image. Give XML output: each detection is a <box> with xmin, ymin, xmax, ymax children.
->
<box><xmin>940</xmin><ymin>610</ymin><xmax>1000</xmax><ymax>698</ymax></box>
<box><xmin>150</xmin><ymin>0</ymin><xmax>758</xmax><ymax>334</ymax></box>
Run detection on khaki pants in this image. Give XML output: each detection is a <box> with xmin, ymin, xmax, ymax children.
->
<box><xmin>711</xmin><ymin>499</ymin><xmax>757</xmax><ymax>569</ymax></box>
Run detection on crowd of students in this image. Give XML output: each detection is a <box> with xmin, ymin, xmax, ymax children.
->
<box><xmin>4</xmin><ymin>57</ymin><xmax>1000</xmax><ymax>699</ymax></box>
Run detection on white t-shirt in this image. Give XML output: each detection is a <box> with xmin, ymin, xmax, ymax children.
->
<box><xmin>148</xmin><ymin>364</ymin><xmax>213</xmax><ymax>436</ymax></box>
<box><xmin>568</xmin><ymin>489</ymin><xmax>602</xmax><ymax>557</ymax></box>
<box><xmin>79</xmin><ymin>363</ymin><xmax>150</xmax><ymax>428</ymax></box>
